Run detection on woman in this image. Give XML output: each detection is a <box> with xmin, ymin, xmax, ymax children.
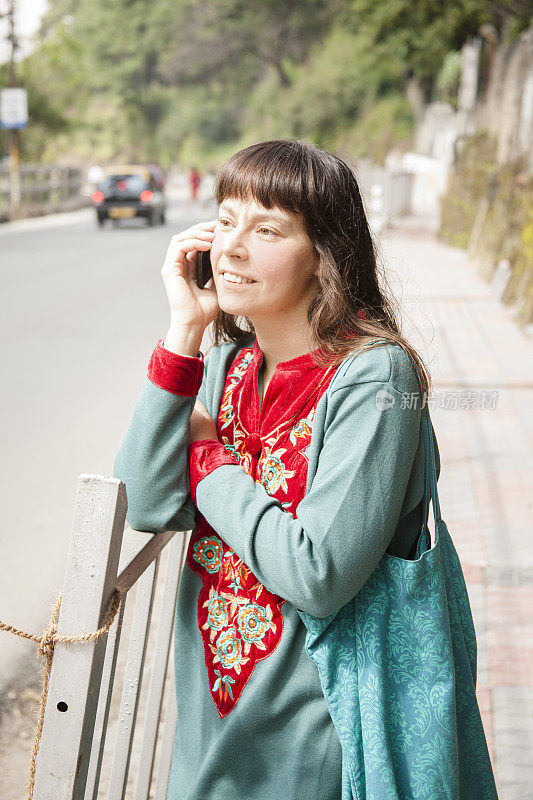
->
<box><xmin>113</xmin><ymin>139</ymin><xmax>439</xmax><ymax>799</ymax></box>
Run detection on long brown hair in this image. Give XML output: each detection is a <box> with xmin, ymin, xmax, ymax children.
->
<box><xmin>211</xmin><ymin>138</ymin><xmax>431</xmax><ymax>402</ymax></box>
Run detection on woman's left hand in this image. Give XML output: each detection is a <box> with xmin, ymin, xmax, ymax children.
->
<box><xmin>190</xmin><ymin>400</ymin><xmax>218</xmax><ymax>443</ymax></box>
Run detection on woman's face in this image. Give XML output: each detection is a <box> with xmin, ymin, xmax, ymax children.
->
<box><xmin>210</xmin><ymin>195</ymin><xmax>320</xmax><ymax>321</ymax></box>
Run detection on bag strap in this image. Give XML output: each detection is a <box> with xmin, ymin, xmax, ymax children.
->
<box><xmin>421</xmin><ymin>406</ymin><xmax>442</xmax><ymax>532</ymax></box>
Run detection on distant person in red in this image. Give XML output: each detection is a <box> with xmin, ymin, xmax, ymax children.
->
<box><xmin>189</xmin><ymin>167</ymin><xmax>201</xmax><ymax>201</ymax></box>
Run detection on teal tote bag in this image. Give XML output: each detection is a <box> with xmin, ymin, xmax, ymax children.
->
<box><xmin>297</xmin><ymin>407</ymin><xmax>499</xmax><ymax>800</ymax></box>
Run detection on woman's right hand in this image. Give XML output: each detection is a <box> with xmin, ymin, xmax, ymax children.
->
<box><xmin>161</xmin><ymin>219</ymin><xmax>220</xmax><ymax>332</ymax></box>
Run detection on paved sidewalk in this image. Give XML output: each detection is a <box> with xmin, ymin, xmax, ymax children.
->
<box><xmin>382</xmin><ymin>217</ymin><xmax>533</xmax><ymax>800</ymax></box>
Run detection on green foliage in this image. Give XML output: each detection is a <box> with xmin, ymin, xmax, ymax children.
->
<box><xmin>0</xmin><ymin>18</ymin><xmax>91</xmax><ymax>162</ymax></box>
<box><xmin>435</xmin><ymin>51</ymin><xmax>462</xmax><ymax>107</ymax></box>
<box><xmin>7</xmin><ymin>0</ymin><xmax>343</xmax><ymax>164</ymax></box>
<box><xmin>337</xmin><ymin>95</ymin><xmax>414</xmax><ymax>164</ymax></box>
<box><xmin>1</xmin><ymin>0</ymin><xmax>529</xmax><ymax>169</ymax></box>
<box><xmin>347</xmin><ymin>0</ymin><xmax>488</xmax><ymax>87</ymax></box>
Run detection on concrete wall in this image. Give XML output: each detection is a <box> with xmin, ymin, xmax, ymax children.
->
<box><xmin>414</xmin><ymin>27</ymin><xmax>533</xmax><ymax>175</ymax></box>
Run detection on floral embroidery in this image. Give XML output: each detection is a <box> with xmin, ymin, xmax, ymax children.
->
<box><xmin>237</xmin><ymin>602</ymin><xmax>273</xmax><ymax>648</ymax></box>
<box><xmin>187</xmin><ymin>344</ymin><xmax>337</xmax><ymax>717</ymax></box>
<box><xmin>205</xmin><ymin>593</ymin><xmax>228</xmax><ymax>631</ymax></box>
<box><xmin>219</xmin><ymin>403</ymin><xmax>235</xmax><ymax>429</ymax></box>
<box><xmin>259</xmin><ymin>447</ymin><xmax>296</xmax><ymax>494</ymax></box>
<box><xmin>289</xmin><ymin>407</ymin><xmax>316</xmax><ymax>447</ymax></box>
<box><xmin>214</xmin><ymin>627</ymin><xmax>247</xmax><ymax>671</ymax></box>
<box><xmin>223</xmin><ymin>443</ymin><xmax>240</xmax><ymax>461</ymax></box>
<box><xmin>188</xmin><ymin>513</ymin><xmax>286</xmax><ymax>717</ymax></box>
<box><xmin>219</xmin><ymin>351</ymin><xmax>254</xmax><ymax>431</ymax></box>
<box><xmin>221</xmin><ymin>428</ymin><xmax>246</xmax><ymax>462</ymax></box>
<box><xmin>212</xmin><ymin>670</ymin><xmax>235</xmax><ymax>702</ymax></box>
<box><xmin>223</xmin><ymin>549</ymin><xmax>250</xmax><ymax>593</ymax></box>
<box><xmin>192</xmin><ymin>536</ymin><xmax>224</xmax><ymax>573</ymax></box>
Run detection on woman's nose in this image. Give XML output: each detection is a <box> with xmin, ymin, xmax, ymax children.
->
<box><xmin>218</xmin><ymin>226</ymin><xmax>247</xmax><ymax>255</ymax></box>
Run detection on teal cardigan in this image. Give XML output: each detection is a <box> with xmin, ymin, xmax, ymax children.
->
<box><xmin>113</xmin><ymin>333</ymin><xmax>441</xmax><ymax>798</ymax></box>
<box><xmin>114</xmin><ymin>334</ymin><xmax>440</xmax><ymax>616</ymax></box>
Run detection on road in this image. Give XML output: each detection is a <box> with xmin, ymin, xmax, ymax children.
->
<box><xmin>0</xmin><ymin>190</ymin><xmax>217</xmax><ymax>691</ymax></box>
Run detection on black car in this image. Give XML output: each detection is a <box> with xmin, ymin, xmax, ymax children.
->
<box><xmin>92</xmin><ymin>169</ymin><xmax>166</xmax><ymax>227</ymax></box>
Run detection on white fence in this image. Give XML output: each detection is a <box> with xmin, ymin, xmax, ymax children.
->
<box><xmin>33</xmin><ymin>474</ymin><xmax>188</xmax><ymax>800</ymax></box>
<box><xmin>0</xmin><ymin>164</ymin><xmax>85</xmax><ymax>219</ymax></box>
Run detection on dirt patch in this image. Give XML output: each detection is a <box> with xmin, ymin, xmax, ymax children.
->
<box><xmin>0</xmin><ymin>655</ymin><xmax>43</xmax><ymax>800</ymax></box>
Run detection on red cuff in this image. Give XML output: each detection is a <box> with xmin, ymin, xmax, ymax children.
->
<box><xmin>147</xmin><ymin>339</ymin><xmax>204</xmax><ymax>396</ymax></box>
<box><xmin>188</xmin><ymin>439</ymin><xmax>239</xmax><ymax>505</ymax></box>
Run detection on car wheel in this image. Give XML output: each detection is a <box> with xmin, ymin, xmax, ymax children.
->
<box><xmin>147</xmin><ymin>213</ymin><xmax>155</xmax><ymax>226</ymax></box>
<box><xmin>96</xmin><ymin>215</ymin><xmax>105</xmax><ymax>228</ymax></box>
<box><xmin>160</xmin><ymin>211</ymin><xmax>166</xmax><ymax>225</ymax></box>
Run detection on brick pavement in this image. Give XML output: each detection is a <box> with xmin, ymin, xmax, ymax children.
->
<box><xmin>382</xmin><ymin>218</ymin><xmax>533</xmax><ymax>799</ymax></box>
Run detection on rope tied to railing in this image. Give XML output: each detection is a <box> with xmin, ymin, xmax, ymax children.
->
<box><xmin>0</xmin><ymin>587</ymin><xmax>124</xmax><ymax>800</ymax></box>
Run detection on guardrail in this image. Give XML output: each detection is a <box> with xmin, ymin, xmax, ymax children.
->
<box><xmin>0</xmin><ymin>165</ymin><xmax>87</xmax><ymax>221</ymax></box>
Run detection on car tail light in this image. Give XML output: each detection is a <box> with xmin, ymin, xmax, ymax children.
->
<box><xmin>92</xmin><ymin>190</ymin><xmax>104</xmax><ymax>204</ymax></box>
<box><xmin>140</xmin><ymin>190</ymin><xmax>154</xmax><ymax>202</ymax></box>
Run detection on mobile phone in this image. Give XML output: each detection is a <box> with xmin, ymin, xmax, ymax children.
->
<box><xmin>195</xmin><ymin>248</ymin><xmax>213</xmax><ymax>289</ymax></box>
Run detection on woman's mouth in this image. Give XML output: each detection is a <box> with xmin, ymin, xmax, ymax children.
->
<box><xmin>221</xmin><ymin>271</ymin><xmax>257</xmax><ymax>286</ymax></box>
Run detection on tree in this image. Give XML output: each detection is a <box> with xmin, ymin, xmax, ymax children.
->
<box><xmin>161</xmin><ymin>0</ymin><xmax>343</xmax><ymax>89</ymax></box>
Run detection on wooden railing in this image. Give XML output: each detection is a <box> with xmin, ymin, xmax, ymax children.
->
<box><xmin>32</xmin><ymin>474</ymin><xmax>189</xmax><ymax>799</ymax></box>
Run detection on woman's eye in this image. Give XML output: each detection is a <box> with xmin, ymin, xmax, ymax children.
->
<box><xmin>217</xmin><ymin>220</ymin><xmax>275</xmax><ymax>236</ymax></box>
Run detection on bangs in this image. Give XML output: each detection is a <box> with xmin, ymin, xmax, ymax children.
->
<box><xmin>214</xmin><ymin>140</ymin><xmax>316</xmax><ymax>218</ymax></box>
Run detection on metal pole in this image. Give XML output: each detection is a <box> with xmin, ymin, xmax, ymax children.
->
<box><xmin>5</xmin><ymin>0</ymin><xmax>21</xmax><ymax>216</ymax></box>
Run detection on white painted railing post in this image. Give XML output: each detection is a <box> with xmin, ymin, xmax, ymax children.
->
<box><xmin>33</xmin><ymin>474</ymin><xmax>127</xmax><ymax>799</ymax></box>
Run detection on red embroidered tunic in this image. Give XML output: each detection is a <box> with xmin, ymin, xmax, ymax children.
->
<box><xmin>186</xmin><ymin>337</ymin><xmax>338</xmax><ymax>717</ymax></box>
